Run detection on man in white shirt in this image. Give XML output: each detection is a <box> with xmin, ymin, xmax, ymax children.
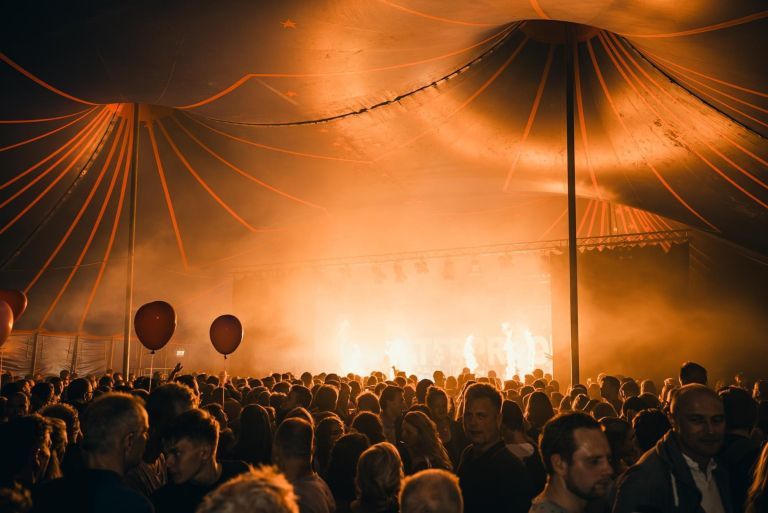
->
<box><xmin>612</xmin><ymin>384</ymin><xmax>732</xmax><ymax>513</ymax></box>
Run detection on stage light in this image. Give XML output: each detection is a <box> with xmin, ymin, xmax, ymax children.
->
<box><xmin>415</xmin><ymin>259</ymin><xmax>428</xmax><ymax>274</ymax></box>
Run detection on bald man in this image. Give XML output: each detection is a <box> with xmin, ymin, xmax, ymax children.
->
<box><xmin>612</xmin><ymin>384</ymin><xmax>733</xmax><ymax>513</ymax></box>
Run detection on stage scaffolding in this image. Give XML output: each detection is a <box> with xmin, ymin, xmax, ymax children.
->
<box><xmin>231</xmin><ymin>230</ymin><xmax>691</xmax><ymax>276</ymax></box>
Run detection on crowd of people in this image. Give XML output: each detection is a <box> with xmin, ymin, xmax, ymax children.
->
<box><xmin>1</xmin><ymin>360</ymin><xmax>767</xmax><ymax>513</ymax></box>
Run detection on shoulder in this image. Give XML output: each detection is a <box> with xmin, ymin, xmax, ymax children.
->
<box><xmin>529</xmin><ymin>498</ymin><xmax>568</xmax><ymax>513</ymax></box>
<box><xmin>490</xmin><ymin>442</ymin><xmax>526</xmax><ymax>469</ymax></box>
<box><xmin>95</xmin><ymin>484</ymin><xmax>154</xmax><ymax>513</ymax></box>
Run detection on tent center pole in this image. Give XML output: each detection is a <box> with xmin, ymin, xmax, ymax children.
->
<box><xmin>566</xmin><ymin>35</ymin><xmax>580</xmax><ymax>386</ymax></box>
<box><xmin>122</xmin><ymin>104</ymin><xmax>140</xmax><ymax>377</ymax></box>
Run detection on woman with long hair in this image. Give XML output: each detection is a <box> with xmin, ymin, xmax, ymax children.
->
<box><xmin>426</xmin><ymin>386</ymin><xmax>466</xmax><ymax>467</ymax></box>
<box><xmin>747</xmin><ymin>443</ymin><xmax>768</xmax><ymax>513</ymax></box>
<box><xmin>525</xmin><ymin>391</ymin><xmax>555</xmax><ymax>440</ymax></box>
<box><xmin>352</xmin><ymin>442</ymin><xmax>404</xmax><ymax>513</ymax></box>
<box><xmin>229</xmin><ymin>404</ymin><xmax>272</xmax><ymax>465</ymax></box>
<box><xmin>314</xmin><ymin>416</ymin><xmax>345</xmax><ymax>477</ymax></box>
<box><xmin>326</xmin><ymin>433</ymin><xmax>371</xmax><ymax>513</ymax></box>
<box><xmin>400</xmin><ymin>411</ymin><xmax>452</xmax><ymax>474</ymax></box>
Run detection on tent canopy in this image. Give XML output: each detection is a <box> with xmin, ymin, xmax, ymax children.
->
<box><xmin>1</xmin><ymin>0</ymin><xmax>766</xmax><ymax>334</ymax></box>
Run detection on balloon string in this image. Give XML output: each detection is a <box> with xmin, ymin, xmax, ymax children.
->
<box><xmin>148</xmin><ymin>352</ymin><xmax>155</xmax><ymax>393</ymax></box>
<box><xmin>222</xmin><ymin>356</ymin><xmax>228</xmax><ymax>406</ymax></box>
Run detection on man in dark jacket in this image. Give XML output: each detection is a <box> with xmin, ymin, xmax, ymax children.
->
<box><xmin>457</xmin><ymin>383</ymin><xmax>531</xmax><ymax>513</ymax></box>
<box><xmin>612</xmin><ymin>384</ymin><xmax>732</xmax><ymax>513</ymax></box>
<box><xmin>33</xmin><ymin>393</ymin><xmax>153</xmax><ymax>513</ymax></box>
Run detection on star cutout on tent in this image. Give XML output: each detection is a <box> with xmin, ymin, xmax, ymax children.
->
<box><xmin>282</xmin><ymin>19</ymin><xmax>297</xmax><ymax>29</ymax></box>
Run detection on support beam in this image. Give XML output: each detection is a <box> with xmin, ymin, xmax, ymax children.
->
<box><xmin>108</xmin><ymin>337</ymin><xmax>115</xmax><ymax>371</ymax></box>
<box><xmin>566</xmin><ymin>38</ymin><xmax>580</xmax><ymax>385</ymax></box>
<box><xmin>122</xmin><ymin>104</ymin><xmax>139</xmax><ymax>376</ymax></box>
<box><xmin>30</xmin><ymin>332</ymin><xmax>40</xmax><ymax>376</ymax></box>
<box><xmin>70</xmin><ymin>335</ymin><xmax>80</xmax><ymax>373</ymax></box>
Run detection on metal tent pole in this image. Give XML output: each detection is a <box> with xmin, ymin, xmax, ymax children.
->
<box><xmin>566</xmin><ymin>37</ymin><xmax>580</xmax><ymax>386</ymax></box>
<box><xmin>122</xmin><ymin>104</ymin><xmax>140</xmax><ymax>377</ymax></box>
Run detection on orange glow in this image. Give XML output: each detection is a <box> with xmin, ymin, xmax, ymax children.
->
<box><xmin>463</xmin><ymin>335</ymin><xmax>479</xmax><ymax>373</ymax></box>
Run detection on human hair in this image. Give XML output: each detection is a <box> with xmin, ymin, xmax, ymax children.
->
<box><xmin>464</xmin><ymin>383</ymin><xmax>502</xmax><ymax>413</ymax></box>
<box><xmin>269</xmin><ymin>392</ymin><xmax>286</xmax><ymax>412</ymax></box>
<box><xmin>399</xmin><ymin>469</ymin><xmax>463</xmax><ymax>513</ymax></box>
<box><xmin>80</xmin><ymin>393</ymin><xmax>146</xmax><ymax>455</ymax></box>
<box><xmin>196</xmin><ymin>465</ymin><xmax>299</xmax><ymax>513</ymax></box>
<box><xmin>46</xmin><ymin>417</ymin><xmax>68</xmax><ymax>459</ymax></box>
<box><xmin>315</xmin><ymin>416</ymin><xmax>345</xmax><ymax>475</ymax></box>
<box><xmin>640</xmin><ymin>379</ymin><xmax>657</xmax><ymax>395</ymax></box>
<box><xmin>30</xmin><ymin>382</ymin><xmax>55</xmax><ymax>412</ymax></box>
<box><xmin>638</xmin><ymin>392</ymin><xmax>661</xmax><ymax>410</ymax></box>
<box><xmin>39</xmin><ymin>402</ymin><xmax>79</xmax><ymax>444</ymax></box>
<box><xmin>720</xmin><ymin>386</ymin><xmax>758</xmax><ymax>431</ymax></box>
<box><xmin>415</xmin><ymin>379</ymin><xmax>434</xmax><ymax>405</ymax></box>
<box><xmin>351</xmin><ymin>411</ymin><xmax>386</xmax><ymax>444</ymax></box>
<box><xmin>274</xmin><ymin>381</ymin><xmax>290</xmax><ymax>395</ymax></box>
<box><xmin>233</xmin><ymin>404</ymin><xmax>273</xmax><ymax>465</ymax></box>
<box><xmin>202</xmin><ymin>403</ymin><xmax>228</xmax><ymax>430</ymax></box>
<box><xmin>425</xmin><ymin>386</ymin><xmax>447</xmax><ymax>410</ymax></box>
<box><xmin>0</xmin><ymin>414</ymin><xmax>50</xmax><ymax>485</ymax></box>
<box><xmin>66</xmin><ymin>378</ymin><xmax>92</xmax><ymax>402</ymax></box>
<box><xmin>355</xmin><ymin>442</ymin><xmax>404</xmax><ymax>511</ymax></box>
<box><xmin>600</xmin><ymin>376</ymin><xmax>620</xmax><ymax>395</ymax></box>
<box><xmin>620</xmin><ymin>380</ymin><xmax>640</xmax><ymax>399</ymax></box>
<box><xmin>747</xmin><ymin>443</ymin><xmax>768</xmax><ymax>513</ymax></box>
<box><xmin>592</xmin><ymin>402</ymin><xmax>618</xmax><ymax>420</ymax></box>
<box><xmin>145</xmin><ymin>382</ymin><xmax>197</xmax><ymax>433</ymax></box>
<box><xmin>621</xmin><ymin>396</ymin><xmax>647</xmax><ymax>419</ymax></box>
<box><xmin>162</xmin><ymin>408</ymin><xmax>219</xmax><ymax>452</ymax></box>
<box><xmin>289</xmin><ymin>385</ymin><xmax>312</xmax><ymax>409</ymax></box>
<box><xmin>314</xmin><ymin>385</ymin><xmax>338</xmax><ymax>413</ymax></box>
<box><xmin>402</xmin><ymin>411</ymin><xmax>452</xmax><ymax>471</ymax></box>
<box><xmin>174</xmin><ymin>375</ymin><xmax>200</xmax><ymax>396</ymax></box>
<box><xmin>325</xmin><ymin>433</ymin><xmax>371</xmax><ymax>503</ymax></box>
<box><xmin>356</xmin><ymin>391</ymin><xmax>381</xmax><ymax>414</ymax></box>
<box><xmin>679</xmin><ymin>361</ymin><xmax>708</xmax><ymax>386</ymax></box>
<box><xmin>501</xmin><ymin>399</ymin><xmax>525</xmax><ymax>432</ymax></box>
<box><xmin>379</xmin><ymin>385</ymin><xmax>403</xmax><ymax>412</ymax></box>
<box><xmin>599</xmin><ymin>417</ymin><xmax>632</xmax><ymax>473</ymax></box>
<box><xmin>632</xmin><ymin>408</ymin><xmax>671</xmax><ymax>453</ymax></box>
<box><xmin>274</xmin><ymin>418</ymin><xmax>313</xmax><ymax>459</ymax></box>
<box><xmin>539</xmin><ymin>412</ymin><xmax>601</xmax><ymax>474</ymax></box>
<box><xmin>525</xmin><ymin>390</ymin><xmax>555</xmax><ymax>430</ymax></box>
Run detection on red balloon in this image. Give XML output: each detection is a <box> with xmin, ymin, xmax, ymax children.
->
<box><xmin>0</xmin><ymin>289</ymin><xmax>27</xmax><ymax>321</ymax></box>
<box><xmin>0</xmin><ymin>300</ymin><xmax>13</xmax><ymax>347</ymax></box>
<box><xmin>134</xmin><ymin>301</ymin><xmax>176</xmax><ymax>352</ymax></box>
<box><xmin>210</xmin><ymin>314</ymin><xmax>243</xmax><ymax>356</ymax></box>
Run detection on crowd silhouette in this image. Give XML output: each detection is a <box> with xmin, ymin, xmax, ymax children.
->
<box><xmin>1</xmin><ymin>361</ymin><xmax>767</xmax><ymax>512</ymax></box>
